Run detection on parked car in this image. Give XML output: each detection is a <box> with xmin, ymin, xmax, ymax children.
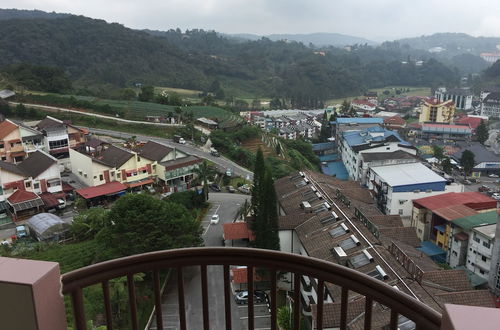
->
<box><xmin>226</xmin><ymin>168</ymin><xmax>232</xmax><ymax>177</ymax></box>
<box><xmin>227</xmin><ymin>186</ymin><xmax>236</xmax><ymax>193</ymax></box>
<box><xmin>234</xmin><ymin>290</ymin><xmax>267</xmax><ymax>305</ymax></box>
<box><xmin>238</xmin><ymin>185</ymin><xmax>251</xmax><ymax>194</ymax></box>
<box><xmin>210</xmin><ymin>214</ymin><xmax>220</xmax><ymax>224</ymax></box>
<box><xmin>209</xmin><ymin>183</ymin><xmax>221</xmax><ymax>192</ymax></box>
<box><xmin>478</xmin><ymin>185</ymin><xmax>492</xmax><ymax>192</ymax></box>
<box><xmin>492</xmin><ymin>193</ymin><xmax>500</xmax><ymax>200</ymax></box>
<box><xmin>15</xmin><ymin>225</ymin><xmax>28</xmax><ymax>239</ymax></box>
<box><xmin>160</xmin><ymin>191</ymin><xmax>173</xmax><ymax>199</ymax></box>
<box><xmin>173</xmin><ymin>135</ymin><xmax>186</xmax><ymax>144</ymax></box>
<box><xmin>489</xmin><ymin>173</ymin><xmax>499</xmax><ymax>178</ymax></box>
<box><xmin>146</xmin><ymin>186</ymin><xmax>156</xmax><ymax>194</ymax></box>
<box><xmin>56</xmin><ymin>199</ymin><xmax>66</xmax><ymax>210</ymax></box>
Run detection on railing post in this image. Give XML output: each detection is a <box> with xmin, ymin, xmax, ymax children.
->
<box><xmin>0</xmin><ymin>257</ymin><xmax>67</xmax><ymax>330</ymax></box>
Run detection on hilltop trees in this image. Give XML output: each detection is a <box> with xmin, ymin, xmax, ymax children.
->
<box><xmin>95</xmin><ymin>194</ymin><xmax>203</xmax><ymax>261</ymax></box>
<box><xmin>251</xmin><ymin>148</ymin><xmax>280</xmax><ymax>250</ymax></box>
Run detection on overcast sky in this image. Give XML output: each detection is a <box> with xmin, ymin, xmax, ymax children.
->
<box><xmin>2</xmin><ymin>0</ymin><xmax>500</xmax><ymax>41</ymax></box>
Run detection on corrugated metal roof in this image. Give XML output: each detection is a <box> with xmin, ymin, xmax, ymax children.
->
<box><xmin>452</xmin><ymin>211</ymin><xmax>498</xmax><ymax>231</ymax></box>
<box><xmin>414</xmin><ymin>192</ymin><xmax>495</xmax><ymax>211</ymax></box>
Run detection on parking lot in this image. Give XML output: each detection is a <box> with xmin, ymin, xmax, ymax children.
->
<box><xmin>234</xmin><ymin>291</ymin><xmax>272</xmax><ymax>330</ymax></box>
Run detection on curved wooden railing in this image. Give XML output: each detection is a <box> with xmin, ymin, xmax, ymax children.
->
<box><xmin>62</xmin><ymin>247</ymin><xmax>442</xmax><ymax>330</ymax></box>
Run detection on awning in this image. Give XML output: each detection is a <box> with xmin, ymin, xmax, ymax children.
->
<box><xmin>127</xmin><ymin>178</ymin><xmax>154</xmax><ymax>188</ymax></box>
<box><xmin>76</xmin><ymin>181</ymin><xmax>128</xmax><ymax>199</ymax></box>
<box><xmin>8</xmin><ymin>198</ymin><xmax>44</xmax><ymax>212</ymax></box>
<box><xmin>62</xmin><ymin>182</ymin><xmax>74</xmax><ymax>193</ymax></box>
<box><xmin>434</xmin><ymin>225</ymin><xmax>445</xmax><ymax>233</ymax></box>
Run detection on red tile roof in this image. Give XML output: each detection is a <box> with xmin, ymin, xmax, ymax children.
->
<box><xmin>413</xmin><ymin>192</ymin><xmax>496</xmax><ymax>211</ymax></box>
<box><xmin>0</xmin><ymin>120</ymin><xmax>18</xmax><ymax>139</ymax></box>
<box><xmin>432</xmin><ymin>204</ymin><xmax>478</xmax><ymax>221</ymax></box>
<box><xmin>7</xmin><ymin>189</ymin><xmax>39</xmax><ymax>204</ymax></box>
<box><xmin>455</xmin><ymin>116</ymin><xmax>483</xmax><ymax>130</ymax></box>
<box><xmin>76</xmin><ymin>181</ymin><xmax>127</xmax><ymax>199</ymax></box>
<box><xmin>231</xmin><ymin>267</ymin><xmax>267</xmax><ymax>284</ymax></box>
<box><xmin>383</xmin><ymin>115</ymin><xmax>406</xmax><ymax>126</ymax></box>
<box><xmin>223</xmin><ymin>222</ymin><xmax>255</xmax><ymax>241</ymax></box>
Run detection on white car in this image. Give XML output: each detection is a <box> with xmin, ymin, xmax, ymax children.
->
<box><xmin>178</xmin><ymin>138</ymin><xmax>186</xmax><ymax>144</ymax></box>
<box><xmin>210</xmin><ymin>214</ymin><xmax>220</xmax><ymax>224</ymax></box>
<box><xmin>488</xmin><ymin>173</ymin><xmax>499</xmax><ymax>178</ymax></box>
<box><xmin>492</xmin><ymin>193</ymin><xmax>500</xmax><ymax>200</ymax></box>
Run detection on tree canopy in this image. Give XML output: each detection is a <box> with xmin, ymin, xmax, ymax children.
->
<box><xmin>95</xmin><ymin>194</ymin><xmax>203</xmax><ymax>261</ymax></box>
<box><xmin>460</xmin><ymin>149</ymin><xmax>476</xmax><ymax>175</ymax></box>
<box><xmin>476</xmin><ymin>120</ymin><xmax>489</xmax><ymax>145</ymax></box>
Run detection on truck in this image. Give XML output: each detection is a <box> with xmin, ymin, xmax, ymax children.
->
<box><xmin>173</xmin><ymin>135</ymin><xmax>186</xmax><ymax>144</ymax></box>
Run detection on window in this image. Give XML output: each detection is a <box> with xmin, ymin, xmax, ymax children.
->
<box><xmin>137</xmin><ymin>156</ymin><xmax>141</xmax><ymax>162</ymax></box>
<box><xmin>99</xmin><ymin>174</ymin><xmax>104</xmax><ymax>181</ymax></box>
<box><xmin>47</xmin><ymin>179</ymin><xmax>60</xmax><ymax>187</ymax></box>
<box><xmin>93</xmin><ymin>175</ymin><xmax>97</xmax><ymax>179</ymax></box>
<box><xmin>117</xmin><ymin>172</ymin><xmax>121</xmax><ymax>179</ymax></box>
<box><xmin>474</xmin><ymin>237</ymin><xmax>480</xmax><ymax>243</ymax></box>
<box><xmin>398</xmin><ymin>209</ymin><xmax>403</xmax><ymax>215</ymax></box>
<box><xmin>482</xmin><ymin>255</ymin><xmax>487</xmax><ymax>262</ymax></box>
<box><xmin>84</xmin><ymin>173</ymin><xmax>88</xmax><ymax>178</ymax></box>
<box><xmin>34</xmin><ymin>182</ymin><xmax>40</xmax><ymax>189</ymax></box>
<box><xmin>480</xmin><ymin>269</ymin><xmax>485</xmax><ymax>275</ymax></box>
<box><xmin>48</xmin><ymin>139</ymin><xmax>68</xmax><ymax>150</ymax></box>
<box><xmin>452</xmin><ymin>251</ymin><xmax>457</xmax><ymax>256</ymax></box>
<box><xmin>1</xmin><ymin>156</ymin><xmax>6</xmax><ymax>161</ymax></box>
<box><xmin>0</xmin><ymin>143</ymin><xmax>3</xmax><ymax>148</ymax></box>
<box><xmin>483</xmin><ymin>241</ymin><xmax>491</xmax><ymax>249</ymax></box>
<box><xmin>25</xmin><ymin>181</ymin><xmax>31</xmax><ymax>188</ymax></box>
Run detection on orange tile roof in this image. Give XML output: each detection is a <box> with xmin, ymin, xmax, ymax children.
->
<box><xmin>0</xmin><ymin>120</ymin><xmax>18</xmax><ymax>139</ymax></box>
<box><xmin>231</xmin><ymin>267</ymin><xmax>267</xmax><ymax>284</ymax></box>
<box><xmin>223</xmin><ymin>222</ymin><xmax>255</xmax><ymax>241</ymax></box>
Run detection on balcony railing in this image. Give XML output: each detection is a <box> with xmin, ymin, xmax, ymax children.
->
<box><xmin>62</xmin><ymin>247</ymin><xmax>442</xmax><ymax>330</ymax></box>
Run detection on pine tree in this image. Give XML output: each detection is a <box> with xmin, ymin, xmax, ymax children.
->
<box><xmin>476</xmin><ymin>120</ymin><xmax>489</xmax><ymax>145</ymax></box>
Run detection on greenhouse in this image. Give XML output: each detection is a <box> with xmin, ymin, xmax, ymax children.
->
<box><xmin>27</xmin><ymin>213</ymin><xmax>69</xmax><ymax>241</ymax></box>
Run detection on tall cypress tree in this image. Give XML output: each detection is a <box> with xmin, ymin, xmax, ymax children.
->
<box><xmin>251</xmin><ymin>148</ymin><xmax>265</xmax><ymax>217</ymax></box>
<box><xmin>262</xmin><ymin>168</ymin><xmax>280</xmax><ymax>250</ymax></box>
<box><xmin>476</xmin><ymin>120</ymin><xmax>488</xmax><ymax>145</ymax></box>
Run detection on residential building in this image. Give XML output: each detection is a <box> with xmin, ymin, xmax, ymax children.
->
<box><xmin>0</xmin><ymin>119</ymin><xmax>45</xmax><ymax>163</ymax></box>
<box><xmin>480</xmin><ymin>91</ymin><xmax>500</xmax><ymax>119</ymax></box>
<box><xmin>70</xmin><ymin>144</ymin><xmax>155</xmax><ymax>189</ymax></box>
<box><xmin>435</xmin><ymin>87</ymin><xmax>473</xmax><ymax>110</ymax></box>
<box><xmin>451</xmin><ymin>141</ymin><xmax>500</xmax><ymax>176</ymax></box>
<box><xmin>138</xmin><ymin>141</ymin><xmax>201</xmax><ymax>191</ymax></box>
<box><xmin>70</xmin><ymin>141</ymin><xmax>201</xmax><ymax>193</ymax></box>
<box><xmin>464</xmin><ymin>218</ymin><xmax>496</xmax><ymax>280</ymax></box>
<box><xmin>350</xmin><ymin>99</ymin><xmax>377</xmax><ymax>114</ymax></box>
<box><xmin>443</xmin><ymin>211</ymin><xmax>497</xmax><ymax>273</ymax></box>
<box><xmin>419</xmin><ymin>98</ymin><xmax>455</xmax><ymax>124</ymax></box>
<box><xmin>367</xmin><ymin>162</ymin><xmax>463</xmax><ymax>217</ymax></box>
<box><xmin>489</xmin><ymin>214</ymin><xmax>500</xmax><ymax>298</ymax></box>
<box><xmin>412</xmin><ymin>192</ymin><xmax>496</xmax><ymax>249</ymax></box>
<box><xmin>338</xmin><ymin>125</ymin><xmax>416</xmax><ymax>182</ymax></box>
<box><xmin>35</xmin><ymin>116</ymin><xmax>86</xmax><ymax>159</ymax></box>
<box><xmin>359</xmin><ymin>150</ymin><xmax>417</xmax><ymax>186</ymax></box>
<box><xmin>0</xmin><ymin>119</ymin><xmax>26</xmax><ymax>163</ymax></box>
<box><xmin>455</xmin><ymin>115</ymin><xmax>486</xmax><ymax>133</ymax></box>
<box><xmin>274</xmin><ymin>170</ymin><xmax>494</xmax><ymax>328</ymax></box>
<box><xmin>0</xmin><ymin>150</ymin><xmax>64</xmax><ymax>221</ymax></box>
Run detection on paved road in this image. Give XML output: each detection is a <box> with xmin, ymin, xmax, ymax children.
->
<box><xmin>9</xmin><ymin>102</ymin><xmax>183</xmax><ymax>127</ymax></box>
<box><xmin>88</xmin><ymin>127</ymin><xmax>254</xmax><ymax>180</ymax></box>
<box><xmin>151</xmin><ymin>193</ymin><xmax>251</xmax><ymax>330</ymax></box>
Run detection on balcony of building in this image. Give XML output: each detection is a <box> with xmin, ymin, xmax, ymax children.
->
<box><xmin>2</xmin><ymin>247</ymin><xmax>499</xmax><ymax>330</ymax></box>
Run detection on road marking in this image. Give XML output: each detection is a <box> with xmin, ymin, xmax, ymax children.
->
<box><xmin>240</xmin><ymin>315</ymin><xmax>271</xmax><ymax>319</ymax></box>
<box><xmin>203</xmin><ymin>202</ymin><xmax>223</xmax><ymax>236</ymax></box>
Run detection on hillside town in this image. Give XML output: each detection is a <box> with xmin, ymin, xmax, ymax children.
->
<box><xmin>3</xmin><ymin>3</ymin><xmax>500</xmax><ymax>330</ymax></box>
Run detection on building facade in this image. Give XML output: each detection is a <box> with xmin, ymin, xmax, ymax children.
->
<box><xmin>435</xmin><ymin>87</ymin><xmax>473</xmax><ymax>110</ymax></box>
<box><xmin>419</xmin><ymin>99</ymin><xmax>455</xmax><ymax>124</ymax></box>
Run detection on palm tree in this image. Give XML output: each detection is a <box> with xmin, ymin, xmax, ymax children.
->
<box><xmin>193</xmin><ymin>160</ymin><xmax>216</xmax><ymax>201</ymax></box>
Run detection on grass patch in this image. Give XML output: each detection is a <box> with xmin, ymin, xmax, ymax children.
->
<box><xmin>326</xmin><ymin>85</ymin><xmax>431</xmax><ymax>105</ymax></box>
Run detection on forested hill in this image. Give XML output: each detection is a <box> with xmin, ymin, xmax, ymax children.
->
<box><xmin>396</xmin><ymin>33</ymin><xmax>500</xmax><ymax>56</ymax></box>
<box><xmin>0</xmin><ymin>10</ymin><xmax>459</xmax><ymax>104</ymax></box>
